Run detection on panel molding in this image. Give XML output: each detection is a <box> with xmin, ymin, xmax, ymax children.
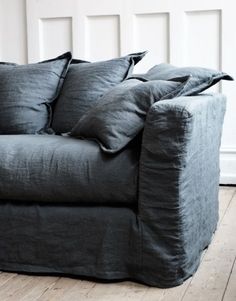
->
<box><xmin>39</xmin><ymin>17</ymin><xmax>72</xmax><ymax>60</ymax></box>
<box><xmin>185</xmin><ymin>9</ymin><xmax>222</xmax><ymax>93</ymax></box>
<box><xmin>185</xmin><ymin>10</ymin><xmax>221</xmax><ymax>67</ymax></box>
<box><xmin>133</xmin><ymin>12</ymin><xmax>170</xmax><ymax>72</ymax></box>
<box><xmin>85</xmin><ymin>15</ymin><xmax>120</xmax><ymax>61</ymax></box>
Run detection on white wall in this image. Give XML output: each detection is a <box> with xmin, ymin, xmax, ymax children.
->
<box><xmin>0</xmin><ymin>0</ymin><xmax>27</xmax><ymax>64</ymax></box>
<box><xmin>0</xmin><ymin>0</ymin><xmax>236</xmax><ymax>184</ymax></box>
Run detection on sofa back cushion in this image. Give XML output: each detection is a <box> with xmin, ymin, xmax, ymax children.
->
<box><xmin>70</xmin><ymin>76</ymin><xmax>189</xmax><ymax>153</ymax></box>
<box><xmin>0</xmin><ymin>52</ymin><xmax>72</xmax><ymax>134</ymax></box>
<box><xmin>129</xmin><ymin>63</ymin><xmax>233</xmax><ymax>95</ymax></box>
<box><xmin>52</xmin><ymin>52</ymin><xmax>146</xmax><ymax>133</ymax></box>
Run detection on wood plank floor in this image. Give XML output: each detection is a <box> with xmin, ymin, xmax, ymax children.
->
<box><xmin>0</xmin><ymin>187</ymin><xmax>235</xmax><ymax>301</ymax></box>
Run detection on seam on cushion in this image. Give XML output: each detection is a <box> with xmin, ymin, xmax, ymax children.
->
<box><xmin>46</xmin><ymin>57</ymin><xmax>72</xmax><ymax>130</ymax></box>
<box><xmin>124</xmin><ymin>58</ymin><xmax>136</xmax><ymax>80</ymax></box>
<box><xmin>47</xmin><ymin>55</ymin><xmax>72</xmax><ymax>102</ymax></box>
<box><xmin>37</xmin><ymin>51</ymin><xmax>72</xmax><ymax>65</ymax></box>
<box><xmin>43</xmin><ymin>102</ymin><xmax>53</xmax><ymax>133</ymax></box>
<box><xmin>124</xmin><ymin>52</ymin><xmax>146</xmax><ymax>79</ymax></box>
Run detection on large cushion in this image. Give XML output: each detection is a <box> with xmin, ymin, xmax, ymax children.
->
<box><xmin>70</xmin><ymin>77</ymin><xmax>189</xmax><ymax>153</ymax></box>
<box><xmin>52</xmin><ymin>52</ymin><xmax>146</xmax><ymax>133</ymax></box>
<box><xmin>0</xmin><ymin>52</ymin><xmax>72</xmax><ymax>134</ymax></box>
<box><xmin>0</xmin><ymin>135</ymin><xmax>138</xmax><ymax>204</ymax></box>
<box><xmin>130</xmin><ymin>63</ymin><xmax>233</xmax><ymax>95</ymax></box>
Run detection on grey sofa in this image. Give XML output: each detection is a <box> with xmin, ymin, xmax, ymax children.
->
<box><xmin>0</xmin><ymin>92</ymin><xmax>226</xmax><ymax>288</ymax></box>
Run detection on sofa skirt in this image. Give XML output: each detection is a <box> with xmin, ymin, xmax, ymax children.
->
<box><xmin>0</xmin><ymin>201</ymin><xmax>215</xmax><ymax>287</ymax></box>
<box><xmin>0</xmin><ymin>202</ymin><xmax>142</xmax><ymax>278</ymax></box>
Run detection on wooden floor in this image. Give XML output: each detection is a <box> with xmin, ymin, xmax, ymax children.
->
<box><xmin>0</xmin><ymin>187</ymin><xmax>235</xmax><ymax>301</ymax></box>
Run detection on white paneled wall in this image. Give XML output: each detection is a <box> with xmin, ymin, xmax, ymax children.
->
<box><xmin>0</xmin><ymin>0</ymin><xmax>236</xmax><ymax>183</ymax></box>
<box><xmin>86</xmin><ymin>15</ymin><xmax>120</xmax><ymax>61</ymax></box>
<box><xmin>133</xmin><ymin>13</ymin><xmax>170</xmax><ymax>72</ymax></box>
<box><xmin>0</xmin><ymin>0</ymin><xmax>27</xmax><ymax>64</ymax></box>
<box><xmin>39</xmin><ymin>17</ymin><xmax>73</xmax><ymax>60</ymax></box>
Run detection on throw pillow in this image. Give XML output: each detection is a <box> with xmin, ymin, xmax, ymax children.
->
<box><xmin>70</xmin><ymin>76</ymin><xmax>190</xmax><ymax>153</ymax></box>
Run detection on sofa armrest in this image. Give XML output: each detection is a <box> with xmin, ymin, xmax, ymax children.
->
<box><xmin>138</xmin><ymin>93</ymin><xmax>226</xmax><ymax>287</ymax></box>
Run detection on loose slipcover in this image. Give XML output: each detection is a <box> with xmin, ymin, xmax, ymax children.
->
<box><xmin>130</xmin><ymin>63</ymin><xmax>233</xmax><ymax>95</ymax></box>
<box><xmin>52</xmin><ymin>52</ymin><xmax>146</xmax><ymax>133</ymax></box>
<box><xmin>0</xmin><ymin>52</ymin><xmax>72</xmax><ymax>134</ymax></box>
<box><xmin>71</xmin><ymin>77</ymin><xmax>189</xmax><ymax>153</ymax></box>
<box><xmin>138</xmin><ymin>93</ymin><xmax>226</xmax><ymax>286</ymax></box>
<box><xmin>0</xmin><ymin>94</ymin><xmax>226</xmax><ymax>288</ymax></box>
<box><xmin>0</xmin><ymin>135</ymin><xmax>138</xmax><ymax>204</ymax></box>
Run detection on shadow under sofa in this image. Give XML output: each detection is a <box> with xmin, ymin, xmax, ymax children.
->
<box><xmin>0</xmin><ymin>93</ymin><xmax>226</xmax><ymax>288</ymax></box>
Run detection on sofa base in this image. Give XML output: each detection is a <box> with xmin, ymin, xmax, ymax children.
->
<box><xmin>0</xmin><ymin>201</ymin><xmax>217</xmax><ymax>288</ymax></box>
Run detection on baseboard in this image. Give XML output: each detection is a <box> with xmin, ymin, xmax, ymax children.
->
<box><xmin>220</xmin><ymin>148</ymin><xmax>236</xmax><ymax>184</ymax></box>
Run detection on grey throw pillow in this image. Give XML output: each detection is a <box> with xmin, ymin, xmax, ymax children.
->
<box><xmin>129</xmin><ymin>63</ymin><xmax>233</xmax><ymax>95</ymax></box>
<box><xmin>70</xmin><ymin>76</ymin><xmax>190</xmax><ymax>153</ymax></box>
<box><xmin>0</xmin><ymin>52</ymin><xmax>72</xmax><ymax>134</ymax></box>
<box><xmin>52</xmin><ymin>52</ymin><xmax>146</xmax><ymax>133</ymax></box>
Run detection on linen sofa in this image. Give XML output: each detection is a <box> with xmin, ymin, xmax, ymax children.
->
<box><xmin>0</xmin><ymin>52</ymin><xmax>232</xmax><ymax>287</ymax></box>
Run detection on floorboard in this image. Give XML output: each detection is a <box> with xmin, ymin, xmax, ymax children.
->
<box><xmin>181</xmin><ymin>189</ymin><xmax>236</xmax><ymax>301</ymax></box>
<box><xmin>222</xmin><ymin>256</ymin><xmax>236</xmax><ymax>301</ymax></box>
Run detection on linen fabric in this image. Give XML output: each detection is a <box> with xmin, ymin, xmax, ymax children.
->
<box><xmin>0</xmin><ymin>135</ymin><xmax>138</xmax><ymax>204</ymax></box>
<box><xmin>138</xmin><ymin>93</ymin><xmax>226</xmax><ymax>286</ymax></box>
<box><xmin>70</xmin><ymin>77</ymin><xmax>189</xmax><ymax>153</ymax></box>
<box><xmin>129</xmin><ymin>63</ymin><xmax>233</xmax><ymax>95</ymax></box>
<box><xmin>0</xmin><ymin>93</ymin><xmax>226</xmax><ymax>288</ymax></box>
<box><xmin>52</xmin><ymin>52</ymin><xmax>146</xmax><ymax>133</ymax></box>
<box><xmin>0</xmin><ymin>52</ymin><xmax>72</xmax><ymax>134</ymax></box>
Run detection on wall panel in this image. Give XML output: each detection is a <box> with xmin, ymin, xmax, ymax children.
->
<box><xmin>39</xmin><ymin>17</ymin><xmax>72</xmax><ymax>60</ymax></box>
<box><xmin>0</xmin><ymin>0</ymin><xmax>27</xmax><ymax>64</ymax></box>
<box><xmin>185</xmin><ymin>10</ymin><xmax>221</xmax><ymax>92</ymax></box>
<box><xmin>133</xmin><ymin>13</ymin><xmax>169</xmax><ymax>72</ymax></box>
<box><xmin>85</xmin><ymin>15</ymin><xmax>120</xmax><ymax>61</ymax></box>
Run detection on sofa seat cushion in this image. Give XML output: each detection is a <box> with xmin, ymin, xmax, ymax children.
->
<box><xmin>0</xmin><ymin>135</ymin><xmax>138</xmax><ymax>204</ymax></box>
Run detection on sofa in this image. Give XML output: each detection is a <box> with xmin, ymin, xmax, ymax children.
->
<box><xmin>0</xmin><ymin>51</ymin><xmax>233</xmax><ymax>287</ymax></box>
